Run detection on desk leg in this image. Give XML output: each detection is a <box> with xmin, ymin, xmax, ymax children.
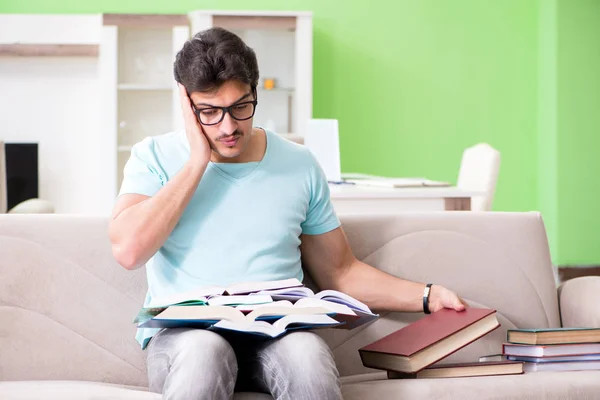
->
<box><xmin>444</xmin><ymin>197</ymin><xmax>471</xmax><ymax>211</ymax></box>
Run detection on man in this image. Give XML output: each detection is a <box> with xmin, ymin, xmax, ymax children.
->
<box><xmin>109</xmin><ymin>27</ymin><xmax>466</xmax><ymax>400</ymax></box>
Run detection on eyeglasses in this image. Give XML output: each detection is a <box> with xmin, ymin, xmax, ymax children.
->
<box><xmin>191</xmin><ymin>92</ymin><xmax>258</xmax><ymax>126</ymax></box>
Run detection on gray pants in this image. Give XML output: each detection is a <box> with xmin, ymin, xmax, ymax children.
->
<box><xmin>146</xmin><ymin>328</ymin><xmax>342</xmax><ymax>400</ymax></box>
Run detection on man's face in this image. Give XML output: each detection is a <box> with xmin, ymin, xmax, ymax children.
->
<box><xmin>189</xmin><ymin>80</ymin><xmax>256</xmax><ymax>161</ymax></box>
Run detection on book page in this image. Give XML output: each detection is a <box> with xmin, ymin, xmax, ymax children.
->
<box><xmin>345</xmin><ymin>178</ymin><xmax>450</xmax><ymax>188</ymax></box>
<box><xmin>235</xmin><ymin>300</ymin><xmax>295</xmax><ymax>312</ymax></box>
<box><xmin>212</xmin><ymin>319</ymin><xmax>280</xmax><ymax>337</ymax></box>
<box><xmin>147</xmin><ymin>286</ymin><xmax>224</xmax><ymax>308</ymax></box>
<box><xmin>246</xmin><ymin>306</ymin><xmax>331</xmax><ymax>321</ymax></box>
<box><xmin>153</xmin><ymin>305</ymin><xmax>247</xmax><ymax>323</ymax></box>
<box><xmin>225</xmin><ymin>278</ymin><xmax>303</xmax><ymax>295</ymax></box>
<box><xmin>208</xmin><ymin>294</ymin><xmax>273</xmax><ymax>307</ymax></box>
<box><xmin>254</xmin><ymin>286</ymin><xmax>315</xmax><ymax>299</ymax></box>
<box><xmin>295</xmin><ymin>298</ymin><xmax>357</xmax><ymax>315</ymax></box>
<box><xmin>273</xmin><ymin>314</ymin><xmax>340</xmax><ymax>330</ymax></box>
<box><xmin>315</xmin><ymin>290</ymin><xmax>371</xmax><ymax>312</ymax></box>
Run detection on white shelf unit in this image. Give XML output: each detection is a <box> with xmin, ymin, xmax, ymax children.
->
<box><xmin>0</xmin><ymin>14</ymin><xmax>111</xmax><ymax>215</ymax></box>
<box><xmin>100</xmin><ymin>14</ymin><xmax>190</xmax><ymax>195</ymax></box>
<box><xmin>187</xmin><ymin>10</ymin><xmax>313</xmax><ymax>137</ymax></box>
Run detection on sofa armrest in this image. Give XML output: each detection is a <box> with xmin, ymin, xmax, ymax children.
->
<box><xmin>558</xmin><ymin>276</ymin><xmax>600</xmax><ymax>328</ymax></box>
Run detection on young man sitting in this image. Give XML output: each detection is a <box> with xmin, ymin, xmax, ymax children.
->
<box><xmin>109</xmin><ymin>27</ymin><xmax>466</xmax><ymax>400</ymax></box>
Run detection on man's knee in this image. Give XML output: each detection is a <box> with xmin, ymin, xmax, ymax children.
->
<box><xmin>259</xmin><ymin>332</ymin><xmax>341</xmax><ymax>399</ymax></box>
<box><xmin>148</xmin><ymin>329</ymin><xmax>238</xmax><ymax>399</ymax></box>
<box><xmin>171</xmin><ymin>329</ymin><xmax>237</xmax><ymax>367</ymax></box>
<box><xmin>265</xmin><ymin>331</ymin><xmax>337</xmax><ymax>373</ymax></box>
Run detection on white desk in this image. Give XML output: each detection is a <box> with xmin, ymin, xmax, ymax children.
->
<box><xmin>328</xmin><ymin>184</ymin><xmax>480</xmax><ymax>214</ymax></box>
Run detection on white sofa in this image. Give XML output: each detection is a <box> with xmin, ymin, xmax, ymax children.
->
<box><xmin>1</xmin><ymin>212</ymin><xmax>599</xmax><ymax>399</ymax></box>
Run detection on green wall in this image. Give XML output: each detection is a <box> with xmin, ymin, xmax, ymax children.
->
<box><xmin>2</xmin><ymin>0</ymin><xmax>599</xmax><ymax>265</ymax></box>
<box><xmin>538</xmin><ymin>0</ymin><xmax>559</xmax><ymax>262</ymax></box>
<box><xmin>555</xmin><ymin>0</ymin><xmax>600</xmax><ymax>264</ymax></box>
<box><xmin>0</xmin><ymin>0</ymin><xmax>540</xmax><ymax>213</ymax></box>
<box><xmin>537</xmin><ymin>0</ymin><xmax>600</xmax><ymax>264</ymax></box>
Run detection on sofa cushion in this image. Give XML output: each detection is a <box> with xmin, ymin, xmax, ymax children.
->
<box><xmin>341</xmin><ymin>371</ymin><xmax>600</xmax><ymax>400</ymax></box>
<box><xmin>0</xmin><ymin>381</ymin><xmax>273</xmax><ymax>400</ymax></box>
<box><xmin>0</xmin><ymin>381</ymin><xmax>160</xmax><ymax>400</ymax></box>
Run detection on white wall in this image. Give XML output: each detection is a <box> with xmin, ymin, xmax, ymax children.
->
<box><xmin>0</xmin><ymin>14</ymin><xmax>114</xmax><ymax>215</ymax></box>
<box><xmin>0</xmin><ymin>57</ymin><xmax>110</xmax><ymax>214</ymax></box>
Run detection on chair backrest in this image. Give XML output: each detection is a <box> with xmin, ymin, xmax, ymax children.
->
<box><xmin>304</xmin><ymin>119</ymin><xmax>341</xmax><ymax>182</ymax></box>
<box><xmin>457</xmin><ymin>143</ymin><xmax>501</xmax><ymax>211</ymax></box>
<box><xmin>0</xmin><ymin>141</ymin><xmax>6</xmax><ymax>214</ymax></box>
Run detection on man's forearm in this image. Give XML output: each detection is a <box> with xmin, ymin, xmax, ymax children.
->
<box><xmin>336</xmin><ymin>260</ymin><xmax>427</xmax><ymax>312</ymax></box>
<box><xmin>110</xmin><ymin>161</ymin><xmax>207</xmax><ymax>269</ymax></box>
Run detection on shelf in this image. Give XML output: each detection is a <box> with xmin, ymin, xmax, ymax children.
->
<box><xmin>257</xmin><ymin>87</ymin><xmax>294</xmax><ymax>94</ymax></box>
<box><xmin>213</xmin><ymin>15</ymin><xmax>296</xmax><ymax>31</ymax></box>
<box><xmin>103</xmin><ymin>14</ymin><xmax>188</xmax><ymax>27</ymax></box>
<box><xmin>117</xmin><ymin>83</ymin><xmax>173</xmax><ymax>91</ymax></box>
<box><xmin>0</xmin><ymin>44</ymin><xmax>99</xmax><ymax>57</ymax></box>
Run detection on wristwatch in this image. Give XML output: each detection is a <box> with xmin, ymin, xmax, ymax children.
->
<box><xmin>423</xmin><ymin>283</ymin><xmax>433</xmax><ymax>314</ymax></box>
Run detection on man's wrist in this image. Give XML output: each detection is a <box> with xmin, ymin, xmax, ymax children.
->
<box><xmin>185</xmin><ymin>157</ymin><xmax>209</xmax><ymax>176</ymax></box>
<box><xmin>423</xmin><ymin>283</ymin><xmax>433</xmax><ymax>314</ymax></box>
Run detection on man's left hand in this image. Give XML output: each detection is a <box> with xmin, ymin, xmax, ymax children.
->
<box><xmin>428</xmin><ymin>285</ymin><xmax>468</xmax><ymax>313</ymax></box>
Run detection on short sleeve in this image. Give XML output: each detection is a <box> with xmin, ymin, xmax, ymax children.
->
<box><xmin>301</xmin><ymin>158</ymin><xmax>341</xmax><ymax>235</ymax></box>
<box><xmin>118</xmin><ymin>138</ymin><xmax>165</xmax><ymax>197</ymax></box>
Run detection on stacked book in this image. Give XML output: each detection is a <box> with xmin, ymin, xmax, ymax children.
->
<box><xmin>359</xmin><ymin>307</ymin><xmax>600</xmax><ymax>379</ymax></box>
<box><xmin>486</xmin><ymin>327</ymin><xmax>600</xmax><ymax>373</ymax></box>
<box><xmin>135</xmin><ymin>278</ymin><xmax>379</xmax><ymax>338</ymax></box>
<box><xmin>358</xmin><ymin>308</ymin><xmax>527</xmax><ymax>379</ymax></box>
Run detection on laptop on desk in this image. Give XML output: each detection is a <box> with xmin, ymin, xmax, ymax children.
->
<box><xmin>303</xmin><ymin>120</ymin><xmax>450</xmax><ymax>189</ymax></box>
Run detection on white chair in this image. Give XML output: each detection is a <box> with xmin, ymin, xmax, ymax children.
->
<box><xmin>457</xmin><ymin>143</ymin><xmax>501</xmax><ymax>211</ymax></box>
<box><xmin>0</xmin><ymin>141</ymin><xmax>54</xmax><ymax>214</ymax></box>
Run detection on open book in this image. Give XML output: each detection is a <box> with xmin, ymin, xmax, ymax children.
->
<box><xmin>137</xmin><ymin>278</ymin><xmax>378</xmax><ymax>332</ymax></box>
<box><xmin>254</xmin><ymin>287</ymin><xmax>378</xmax><ymax>329</ymax></box>
<box><xmin>212</xmin><ymin>314</ymin><xmax>340</xmax><ymax>338</ymax></box>
<box><xmin>146</xmin><ymin>278</ymin><xmax>303</xmax><ymax>308</ymax></box>
<box><xmin>235</xmin><ymin>298</ymin><xmax>360</xmax><ymax>325</ymax></box>
<box><xmin>139</xmin><ymin>304</ymin><xmax>339</xmax><ymax>329</ymax></box>
<box><xmin>344</xmin><ymin>178</ymin><xmax>450</xmax><ymax>188</ymax></box>
<box><xmin>135</xmin><ymin>295</ymin><xmax>275</xmax><ymax>324</ymax></box>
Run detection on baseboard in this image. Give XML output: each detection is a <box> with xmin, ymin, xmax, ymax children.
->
<box><xmin>557</xmin><ymin>265</ymin><xmax>600</xmax><ymax>282</ymax></box>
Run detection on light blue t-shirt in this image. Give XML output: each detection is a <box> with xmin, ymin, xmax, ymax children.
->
<box><xmin>118</xmin><ymin>129</ymin><xmax>341</xmax><ymax>349</ymax></box>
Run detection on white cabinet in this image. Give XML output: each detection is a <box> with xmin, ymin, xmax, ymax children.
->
<box><xmin>188</xmin><ymin>10</ymin><xmax>313</xmax><ymax>137</ymax></box>
<box><xmin>99</xmin><ymin>14</ymin><xmax>190</xmax><ymax>196</ymax></box>
<box><xmin>0</xmin><ymin>14</ymin><xmax>107</xmax><ymax>214</ymax></box>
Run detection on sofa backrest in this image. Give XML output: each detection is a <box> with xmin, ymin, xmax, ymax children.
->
<box><xmin>0</xmin><ymin>212</ymin><xmax>559</xmax><ymax>385</ymax></box>
<box><xmin>316</xmin><ymin>212</ymin><xmax>560</xmax><ymax>376</ymax></box>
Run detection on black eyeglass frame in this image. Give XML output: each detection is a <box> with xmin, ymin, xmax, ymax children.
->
<box><xmin>190</xmin><ymin>87</ymin><xmax>258</xmax><ymax>126</ymax></box>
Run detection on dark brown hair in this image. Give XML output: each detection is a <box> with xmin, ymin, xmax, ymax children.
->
<box><xmin>174</xmin><ymin>27</ymin><xmax>259</xmax><ymax>93</ymax></box>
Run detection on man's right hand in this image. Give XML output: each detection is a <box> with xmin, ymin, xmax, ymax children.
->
<box><xmin>110</xmin><ymin>86</ymin><xmax>212</xmax><ymax>270</ymax></box>
<box><xmin>179</xmin><ymin>83</ymin><xmax>211</xmax><ymax>167</ymax></box>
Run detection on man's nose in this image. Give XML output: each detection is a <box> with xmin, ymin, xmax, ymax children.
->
<box><xmin>219</xmin><ymin>111</ymin><xmax>238</xmax><ymax>135</ymax></box>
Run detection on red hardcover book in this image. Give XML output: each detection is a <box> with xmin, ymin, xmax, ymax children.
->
<box><xmin>387</xmin><ymin>360</ymin><xmax>524</xmax><ymax>379</ymax></box>
<box><xmin>359</xmin><ymin>308</ymin><xmax>499</xmax><ymax>374</ymax></box>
